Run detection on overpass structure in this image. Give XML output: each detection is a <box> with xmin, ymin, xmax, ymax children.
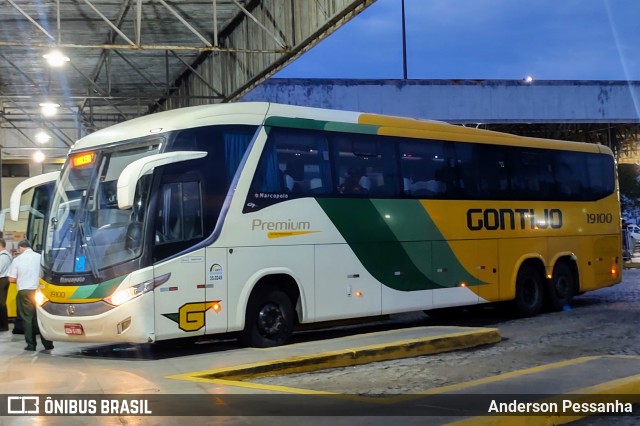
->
<box><xmin>243</xmin><ymin>78</ymin><xmax>640</xmax><ymax>162</ymax></box>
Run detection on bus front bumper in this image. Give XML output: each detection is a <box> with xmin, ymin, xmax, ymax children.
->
<box><xmin>36</xmin><ymin>293</ymin><xmax>154</xmax><ymax>344</ymax></box>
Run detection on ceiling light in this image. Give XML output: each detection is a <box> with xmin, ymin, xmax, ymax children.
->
<box><xmin>43</xmin><ymin>50</ymin><xmax>70</xmax><ymax>67</ymax></box>
<box><xmin>39</xmin><ymin>102</ymin><xmax>60</xmax><ymax>117</ymax></box>
<box><xmin>35</xmin><ymin>130</ymin><xmax>51</xmax><ymax>143</ymax></box>
<box><xmin>33</xmin><ymin>150</ymin><xmax>46</xmax><ymax>163</ymax></box>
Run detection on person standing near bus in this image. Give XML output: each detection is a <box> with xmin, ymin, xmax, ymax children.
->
<box><xmin>0</xmin><ymin>238</ymin><xmax>12</xmax><ymax>331</ymax></box>
<box><xmin>7</xmin><ymin>240</ymin><xmax>53</xmax><ymax>351</ymax></box>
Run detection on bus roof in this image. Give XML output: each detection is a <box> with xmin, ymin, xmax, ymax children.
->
<box><xmin>73</xmin><ymin>102</ymin><xmax>271</xmax><ymax>151</ymax></box>
<box><xmin>71</xmin><ymin>102</ymin><xmax>611</xmax><ymax>156</ymax></box>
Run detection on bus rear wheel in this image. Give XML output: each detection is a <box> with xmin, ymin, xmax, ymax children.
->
<box><xmin>239</xmin><ymin>288</ymin><xmax>294</xmax><ymax>348</ymax></box>
<box><xmin>513</xmin><ymin>264</ymin><xmax>544</xmax><ymax>317</ymax></box>
<box><xmin>546</xmin><ymin>262</ymin><xmax>576</xmax><ymax>311</ymax></box>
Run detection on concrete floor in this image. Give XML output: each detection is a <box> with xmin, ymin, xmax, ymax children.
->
<box><xmin>1</xmin><ymin>319</ymin><xmax>638</xmax><ymax>426</ymax></box>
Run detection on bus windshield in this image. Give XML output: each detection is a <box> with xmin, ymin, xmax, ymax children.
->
<box><xmin>44</xmin><ymin>142</ymin><xmax>161</xmax><ymax>274</ymax></box>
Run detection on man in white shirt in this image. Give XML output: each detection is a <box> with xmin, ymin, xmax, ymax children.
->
<box><xmin>0</xmin><ymin>238</ymin><xmax>12</xmax><ymax>331</ymax></box>
<box><xmin>8</xmin><ymin>240</ymin><xmax>53</xmax><ymax>351</ymax></box>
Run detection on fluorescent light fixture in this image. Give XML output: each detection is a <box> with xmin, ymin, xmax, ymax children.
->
<box><xmin>43</xmin><ymin>50</ymin><xmax>70</xmax><ymax>67</ymax></box>
<box><xmin>35</xmin><ymin>130</ymin><xmax>51</xmax><ymax>143</ymax></box>
<box><xmin>33</xmin><ymin>150</ymin><xmax>46</xmax><ymax>163</ymax></box>
<box><xmin>39</xmin><ymin>102</ymin><xmax>60</xmax><ymax>117</ymax></box>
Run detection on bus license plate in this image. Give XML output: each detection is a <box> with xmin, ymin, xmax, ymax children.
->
<box><xmin>64</xmin><ymin>324</ymin><xmax>84</xmax><ymax>335</ymax></box>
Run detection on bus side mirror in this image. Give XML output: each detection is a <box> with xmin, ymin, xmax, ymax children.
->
<box><xmin>9</xmin><ymin>171</ymin><xmax>60</xmax><ymax>221</ymax></box>
<box><xmin>116</xmin><ymin>151</ymin><xmax>207</xmax><ymax>210</ymax></box>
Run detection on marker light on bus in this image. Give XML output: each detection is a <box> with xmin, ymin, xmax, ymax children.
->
<box><xmin>35</xmin><ymin>289</ymin><xmax>49</xmax><ymax>307</ymax></box>
<box><xmin>611</xmin><ymin>264</ymin><xmax>618</xmax><ymax>278</ymax></box>
<box><xmin>212</xmin><ymin>302</ymin><xmax>222</xmax><ymax>313</ymax></box>
<box><xmin>71</xmin><ymin>151</ymin><xmax>95</xmax><ymax>168</ymax></box>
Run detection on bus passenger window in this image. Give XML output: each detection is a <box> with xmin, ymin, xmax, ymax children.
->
<box><xmin>400</xmin><ymin>139</ymin><xmax>451</xmax><ymax>197</ymax></box>
<box><xmin>333</xmin><ymin>134</ymin><xmax>397</xmax><ymax>197</ymax></box>
<box><xmin>509</xmin><ymin>150</ymin><xmax>553</xmax><ymax>199</ymax></box>
<box><xmin>246</xmin><ymin>127</ymin><xmax>333</xmax><ymax>211</ymax></box>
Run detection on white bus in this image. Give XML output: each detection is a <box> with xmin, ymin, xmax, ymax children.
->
<box><xmin>26</xmin><ymin>103</ymin><xmax>621</xmax><ymax>347</ymax></box>
<box><xmin>2</xmin><ymin>176</ymin><xmax>56</xmax><ymax>319</ymax></box>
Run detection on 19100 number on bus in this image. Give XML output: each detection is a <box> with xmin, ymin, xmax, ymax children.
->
<box><xmin>586</xmin><ymin>213</ymin><xmax>613</xmax><ymax>224</ymax></box>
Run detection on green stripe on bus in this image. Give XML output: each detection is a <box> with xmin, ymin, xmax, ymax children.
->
<box><xmin>316</xmin><ymin>199</ymin><xmax>480</xmax><ymax>291</ymax></box>
<box><xmin>69</xmin><ymin>285</ymin><xmax>99</xmax><ymax>300</ymax></box>
<box><xmin>75</xmin><ymin>276</ymin><xmax>125</xmax><ymax>299</ymax></box>
<box><xmin>264</xmin><ymin>116</ymin><xmax>379</xmax><ymax>135</ymax></box>
<box><xmin>371</xmin><ymin>199</ymin><xmax>481</xmax><ymax>288</ymax></box>
<box><xmin>264</xmin><ymin>117</ymin><xmax>328</xmax><ymax>130</ymax></box>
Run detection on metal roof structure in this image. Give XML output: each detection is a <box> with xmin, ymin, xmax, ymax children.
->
<box><xmin>0</xmin><ymin>0</ymin><xmax>375</xmax><ymax>159</ymax></box>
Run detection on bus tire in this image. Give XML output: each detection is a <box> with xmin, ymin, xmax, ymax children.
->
<box><xmin>239</xmin><ymin>288</ymin><xmax>294</xmax><ymax>348</ymax></box>
<box><xmin>546</xmin><ymin>262</ymin><xmax>576</xmax><ymax>311</ymax></box>
<box><xmin>513</xmin><ymin>264</ymin><xmax>544</xmax><ymax>317</ymax></box>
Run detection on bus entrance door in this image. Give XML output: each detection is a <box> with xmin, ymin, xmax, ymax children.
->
<box><xmin>153</xmin><ymin>249</ymin><xmax>207</xmax><ymax>340</ymax></box>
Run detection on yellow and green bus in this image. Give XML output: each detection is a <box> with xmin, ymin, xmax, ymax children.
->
<box><xmin>21</xmin><ymin>103</ymin><xmax>620</xmax><ymax>347</ymax></box>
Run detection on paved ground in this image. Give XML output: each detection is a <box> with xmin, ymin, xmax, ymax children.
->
<box><xmin>2</xmin><ymin>270</ymin><xmax>640</xmax><ymax>425</ymax></box>
<box><xmin>252</xmin><ymin>269</ymin><xmax>640</xmax><ymax>395</ymax></box>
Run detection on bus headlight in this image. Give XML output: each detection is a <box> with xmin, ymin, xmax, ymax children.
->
<box><xmin>35</xmin><ymin>290</ymin><xmax>49</xmax><ymax>307</ymax></box>
<box><xmin>104</xmin><ymin>273</ymin><xmax>170</xmax><ymax>307</ymax></box>
<box><xmin>105</xmin><ymin>280</ymin><xmax>154</xmax><ymax>306</ymax></box>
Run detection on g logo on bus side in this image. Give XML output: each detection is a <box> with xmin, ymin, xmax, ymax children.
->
<box><xmin>162</xmin><ymin>301</ymin><xmax>220</xmax><ymax>332</ymax></box>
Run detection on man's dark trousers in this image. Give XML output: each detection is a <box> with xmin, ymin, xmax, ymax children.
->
<box><xmin>16</xmin><ymin>290</ymin><xmax>53</xmax><ymax>349</ymax></box>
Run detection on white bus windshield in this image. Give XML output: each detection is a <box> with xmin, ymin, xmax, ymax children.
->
<box><xmin>44</xmin><ymin>142</ymin><xmax>161</xmax><ymax>274</ymax></box>
<box><xmin>42</xmin><ymin>124</ymin><xmax>258</xmax><ymax>276</ymax></box>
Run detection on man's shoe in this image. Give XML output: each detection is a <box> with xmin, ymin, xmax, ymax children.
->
<box><xmin>24</xmin><ymin>346</ymin><xmax>36</xmax><ymax>351</ymax></box>
<box><xmin>43</xmin><ymin>345</ymin><xmax>54</xmax><ymax>351</ymax></box>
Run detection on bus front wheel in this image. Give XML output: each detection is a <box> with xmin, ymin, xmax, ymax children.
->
<box><xmin>513</xmin><ymin>265</ymin><xmax>544</xmax><ymax>317</ymax></box>
<box><xmin>239</xmin><ymin>288</ymin><xmax>294</xmax><ymax>348</ymax></box>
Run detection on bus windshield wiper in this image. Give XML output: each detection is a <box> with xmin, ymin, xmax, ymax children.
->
<box><xmin>78</xmin><ymin>221</ymin><xmax>102</xmax><ymax>280</ymax></box>
<box><xmin>51</xmin><ymin>217</ymin><xmax>74</xmax><ymax>271</ymax></box>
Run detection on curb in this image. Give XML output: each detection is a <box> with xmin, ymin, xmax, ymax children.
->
<box><xmin>173</xmin><ymin>327</ymin><xmax>501</xmax><ymax>382</ymax></box>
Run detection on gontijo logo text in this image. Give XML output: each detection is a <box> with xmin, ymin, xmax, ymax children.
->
<box><xmin>467</xmin><ymin>208</ymin><xmax>563</xmax><ymax>231</ymax></box>
<box><xmin>251</xmin><ymin>218</ymin><xmax>319</xmax><ymax>239</ymax></box>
